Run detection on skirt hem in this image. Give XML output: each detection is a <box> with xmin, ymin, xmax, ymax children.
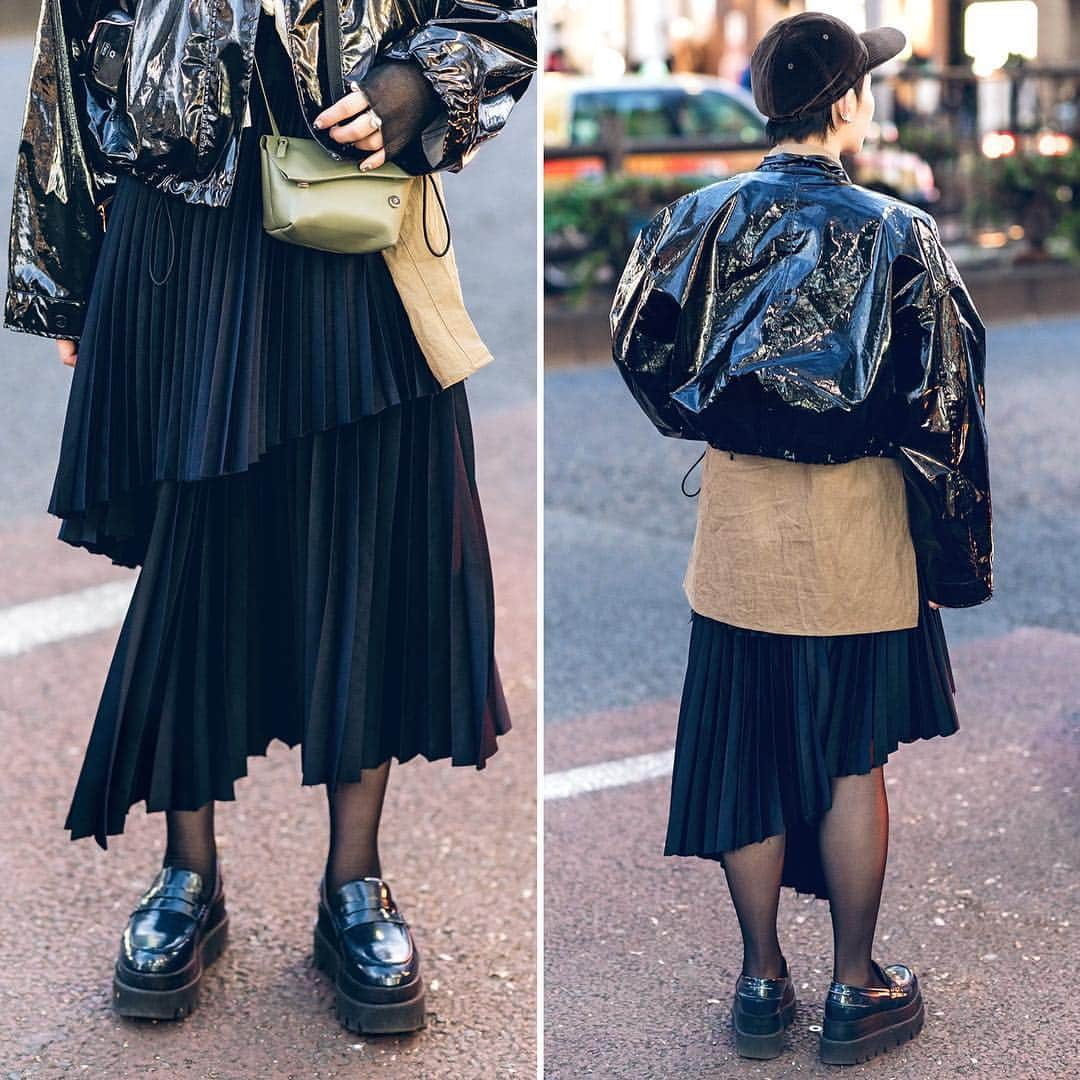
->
<box><xmin>48</xmin><ymin>396</ymin><xmax>446</xmax><ymax>570</ymax></box>
<box><xmin>663</xmin><ymin>723</ymin><xmax>959</xmax><ymax>898</ymax></box>
<box><xmin>66</xmin><ymin>735</ymin><xmax>505</xmax><ymax>851</ymax></box>
<box><xmin>663</xmin><ymin>569</ymin><xmax>960</xmax><ymax>901</ymax></box>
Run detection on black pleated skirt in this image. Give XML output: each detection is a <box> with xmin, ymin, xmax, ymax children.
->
<box><xmin>664</xmin><ymin>562</ymin><xmax>958</xmax><ymax>900</ymax></box>
<box><xmin>51</xmin><ymin>13</ymin><xmax>510</xmax><ymax>849</ymax></box>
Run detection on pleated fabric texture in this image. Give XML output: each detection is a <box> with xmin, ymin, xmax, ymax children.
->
<box><xmin>664</xmin><ymin>563</ymin><xmax>958</xmax><ymax>900</ymax></box>
<box><xmin>49</xmin><ymin>13</ymin><xmax>442</xmax><ymax>565</ymax></box>
<box><xmin>52</xmin><ymin>13</ymin><xmax>510</xmax><ymax>849</ymax></box>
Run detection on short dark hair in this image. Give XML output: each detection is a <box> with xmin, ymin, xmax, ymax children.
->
<box><xmin>764</xmin><ymin>75</ymin><xmax>865</xmax><ymax>145</ymax></box>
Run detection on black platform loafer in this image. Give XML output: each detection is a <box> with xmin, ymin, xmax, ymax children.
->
<box><xmin>113</xmin><ymin>864</ymin><xmax>228</xmax><ymax>1020</ymax></box>
<box><xmin>820</xmin><ymin>959</ymin><xmax>925</xmax><ymax>1065</ymax></box>
<box><xmin>313</xmin><ymin>875</ymin><xmax>426</xmax><ymax>1034</ymax></box>
<box><xmin>731</xmin><ymin>955</ymin><xmax>797</xmax><ymax>1059</ymax></box>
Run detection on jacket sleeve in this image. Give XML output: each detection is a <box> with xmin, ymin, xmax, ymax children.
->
<box><xmin>609</xmin><ymin>204</ymin><xmax>682</xmax><ymax>436</ymax></box>
<box><xmin>892</xmin><ymin>215</ymin><xmax>993</xmax><ymax>608</ymax></box>
<box><xmin>380</xmin><ymin>1</ymin><xmax>536</xmax><ymax>174</ymax></box>
<box><xmin>613</xmin><ymin>196</ymin><xmax>712</xmax><ymax>440</ymax></box>
<box><xmin>4</xmin><ymin>0</ymin><xmax>112</xmax><ymax>341</ymax></box>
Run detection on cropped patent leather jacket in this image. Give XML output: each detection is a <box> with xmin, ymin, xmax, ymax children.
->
<box><xmin>611</xmin><ymin>151</ymin><xmax>993</xmax><ymax>609</ymax></box>
<box><xmin>4</xmin><ymin>0</ymin><xmax>535</xmax><ymax>339</ymax></box>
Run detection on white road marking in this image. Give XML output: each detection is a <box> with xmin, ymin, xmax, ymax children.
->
<box><xmin>3</xmin><ymin>578</ymin><xmax>670</xmax><ymax>807</ymax></box>
<box><xmin>543</xmin><ymin>749</ymin><xmax>674</xmax><ymax>801</ymax></box>
<box><xmin>0</xmin><ymin>580</ymin><xmax>135</xmax><ymax>658</ymax></box>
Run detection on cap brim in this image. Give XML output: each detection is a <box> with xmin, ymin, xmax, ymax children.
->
<box><xmin>861</xmin><ymin>26</ymin><xmax>906</xmax><ymax>70</ymax></box>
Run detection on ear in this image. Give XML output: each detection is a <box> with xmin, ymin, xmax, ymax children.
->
<box><xmin>839</xmin><ymin>86</ymin><xmax>858</xmax><ymax>122</ymax></box>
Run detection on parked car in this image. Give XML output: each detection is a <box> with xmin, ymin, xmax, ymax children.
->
<box><xmin>544</xmin><ymin>73</ymin><xmax>768</xmax><ymax>184</ymax></box>
<box><xmin>544</xmin><ymin>73</ymin><xmax>938</xmax><ymax>206</ymax></box>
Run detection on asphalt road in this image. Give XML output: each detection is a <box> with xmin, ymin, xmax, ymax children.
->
<box><xmin>543</xmin><ymin>316</ymin><xmax>1080</xmax><ymax>1077</ymax></box>
<box><xmin>0</xmin><ymin>35</ymin><xmax>537</xmax><ymax>1080</ymax></box>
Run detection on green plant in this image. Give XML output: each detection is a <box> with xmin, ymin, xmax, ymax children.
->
<box><xmin>544</xmin><ymin>175</ymin><xmax>709</xmax><ymax>301</ymax></box>
<box><xmin>1058</xmin><ymin>209</ymin><xmax>1080</xmax><ymax>262</ymax></box>
<box><xmin>894</xmin><ymin>122</ymin><xmax>959</xmax><ymax>166</ymax></box>
<box><xmin>971</xmin><ymin>146</ymin><xmax>1080</xmax><ymax>256</ymax></box>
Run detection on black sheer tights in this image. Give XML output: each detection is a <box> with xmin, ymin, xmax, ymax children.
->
<box><xmin>820</xmin><ymin>765</ymin><xmax>891</xmax><ymax>988</ymax></box>
<box><xmin>720</xmin><ymin>763</ymin><xmax>892</xmax><ymax>989</ymax></box>
<box><xmin>324</xmin><ymin>761</ymin><xmax>392</xmax><ymax>894</ymax></box>
<box><xmin>159</xmin><ymin>761</ymin><xmax>393</xmax><ymax>903</ymax></box>
<box><xmin>722</xmin><ymin>832</ymin><xmax>786</xmax><ymax>979</ymax></box>
<box><xmin>163</xmin><ymin>802</ymin><xmax>218</xmax><ymax>901</ymax></box>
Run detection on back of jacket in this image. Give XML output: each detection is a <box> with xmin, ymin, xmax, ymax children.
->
<box><xmin>611</xmin><ymin>151</ymin><xmax>993</xmax><ymax>610</ymax></box>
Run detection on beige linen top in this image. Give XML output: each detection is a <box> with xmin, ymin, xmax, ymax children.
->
<box><xmin>242</xmin><ymin>0</ymin><xmax>493</xmax><ymax>389</ymax></box>
<box><xmin>683</xmin><ymin>447</ymin><xmax>920</xmax><ymax>636</ymax></box>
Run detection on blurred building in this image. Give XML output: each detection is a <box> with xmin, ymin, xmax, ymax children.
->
<box><xmin>542</xmin><ymin>1</ymin><xmax>1080</xmax><ymax>79</ymax></box>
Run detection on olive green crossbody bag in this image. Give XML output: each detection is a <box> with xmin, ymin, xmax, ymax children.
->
<box><xmin>250</xmin><ymin>10</ymin><xmax>449</xmax><ymax>257</ymax></box>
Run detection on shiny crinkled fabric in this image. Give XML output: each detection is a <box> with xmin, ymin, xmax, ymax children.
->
<box><xmin>611</xmin><ymin>151</ymin><xmax>992</xmax><ymax>610</ymax></box>
<box><xmin>4</xmin><ymin>0</ymin><xmax>536</xmax><ymax>340</ymax></box>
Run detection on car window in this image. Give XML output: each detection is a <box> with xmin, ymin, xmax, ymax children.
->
<box><xmin>569</xmin><ymin>87</ymin><xmax>765</xmax><ymax>145</ymax></box>
<box><xmin>681</xmin><ymin>91</ymin><xmax>765</xmax><ymax>142</ymax></box>
<box><xmin>569</xmin><ymin>90</ymin><xmax>681</xmax><ymax>143</ymax></box>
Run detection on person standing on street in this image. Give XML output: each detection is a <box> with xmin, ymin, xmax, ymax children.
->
<box><xmin>6</xmin><ymin>0</ymin><xmax>536</xmax><ymax>1036</ymax></box>
<box><xmin>612</xmin><ymin>12</ymin><xmax>992</xmax><ymax>1066</ymax></box>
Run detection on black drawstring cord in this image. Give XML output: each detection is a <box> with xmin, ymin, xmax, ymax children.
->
<box><xmin>681</xmin><ymin>448</ymin><xmax>706</xmax><ymax>497</ymax></box>
<box><xmin>422</xmin><ymin>173</ymin><xmax>451</xmax><ymax>257</ymax></box>
<box><xmin>147</xmin><ymin>195</ymin><xmax>176</xmax><ymax>286</ymax></box>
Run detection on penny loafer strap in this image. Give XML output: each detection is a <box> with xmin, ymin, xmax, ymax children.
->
<box><xmin>333</xmin><ymin>878</ymin><xmax>393</xmax><ymax>906</ymax></box>
<box><xmin>133</xmin><ymin>894</ymin><xmax>203</xmax><ymax>918</ymax></box>
<box><xmin>828</xmin><ymin>968</ymin><xmax>913</xmax><ymax>1008</ymax></box>
<box><xmin>829</xmin><ymin>984</ymin><xmax>903</xmax><ymax>1006</ymax></box>
<box><xmin>337</xmin><ymin>905</ymin><xmax>408</xmax><ymax>932</ymax></box>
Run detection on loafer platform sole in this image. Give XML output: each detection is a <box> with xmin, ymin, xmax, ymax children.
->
<box><xmin>313</xmin><ymin>920</ymin><xmax>426</xmax><ymax>1034</ymax></box>
<box><xmin>819</xmin><ymin>987</ymin><xmax>925</xmax><ymax>1065</ymax></box>
<box><xmin>112</xmin><ymin>909</ymin><xmax>229</xmax><ymax>1021</ymax></box>
<box><xmin>732</xmin><ymin>994</ymin><xmax>796</xmax><ymax>1059</ymax></box>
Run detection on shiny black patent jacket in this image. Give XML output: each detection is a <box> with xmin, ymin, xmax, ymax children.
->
<box><xmin>611</xmin><ymin>151</ymin><xmax>992</xmax><ymax>609</ymax></box>
<box><xmin>4</xmin><ymin>0</ymin><xmax>536</xmax><ymax>340</ymax></box>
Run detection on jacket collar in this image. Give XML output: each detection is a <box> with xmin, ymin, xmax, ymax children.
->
<box><xmin>758</xmin><ymin>150</ymin><xmax>852</xmax><ymax>184</ymax></box>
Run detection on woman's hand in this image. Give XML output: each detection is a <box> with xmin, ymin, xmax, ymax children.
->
<box><xmin>313</xmin><ymin>85</ymin><xmax>387</xmax><ymax>171</ymax></box>
<box><xmin>313</xmin><ymin>61</ymin><xmax>442</xmax><ymax>170</ymax></box>
<box><xmin>57</xmin><ymin>339</ymin><xmax>77</xmax><ymax>367</ymax></box>
<box><xmin>928</xmin><ymin>600</ymin><xmax>941</xmax><ymax>610</ymax></box>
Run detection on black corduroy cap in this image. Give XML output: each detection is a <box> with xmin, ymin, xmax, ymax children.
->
<box><xmin>750</xmin><ymin>13</ymin><xmax>906</xmax><ymax>120</ymax></box>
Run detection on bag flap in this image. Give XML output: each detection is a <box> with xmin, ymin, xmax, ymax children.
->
<box><xmin>260</xmin><ymin>135</ymin><xmax>411</xmax><ymax>185</ymax></box>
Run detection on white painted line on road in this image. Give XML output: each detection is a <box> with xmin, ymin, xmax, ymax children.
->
<box><xmin>543</xmin><ymin>749</ymin><xmax>674</xmax><ymax>801</ymax></box>
<box><xmin>0</xmin><ymin>580</ymin><xmax>135</xmax><ymax>658</ymax></box>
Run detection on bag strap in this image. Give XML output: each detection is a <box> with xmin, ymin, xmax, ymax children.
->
<box><xmin>252</xmin><ymin>56</ymin><xmax>279</xmax><ymax>139</ymax></box>
<box><xmin>253</xmin><ymin>0</ymin><xmax>341</xmax><ymax>139</ymax></box>
<box><xmin>252</xmin><ymin>6</ymin><xmax>354</xmax><ymax>144</ymax></box>
<box><xmin>422</xmin><ymin>175</ymin><xmax>451</xmax><ymax>258</ymax></box>
<box><xmin>322</xmin><ymin>0</ymin><xmax>348</xmax><ymax>104</ymax></box>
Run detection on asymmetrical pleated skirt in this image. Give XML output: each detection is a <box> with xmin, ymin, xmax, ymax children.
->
<box><xmin>664</xmin><ymin>561</ymin><xmax>958</xmax><ymax>900</ymax></box>
<box><xmin>50</xmin><ymin>13</ymin><xmax>509</xmax><ymax>850</ymax></box>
